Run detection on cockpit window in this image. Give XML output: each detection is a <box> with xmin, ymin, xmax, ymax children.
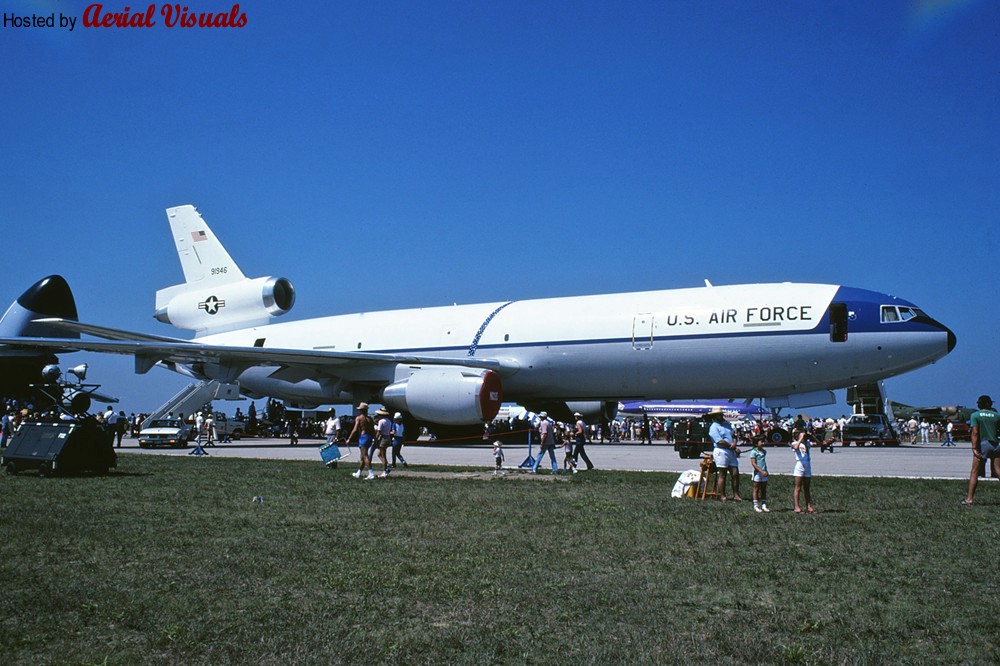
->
<box><xmin>881</xmin><ymin>306</ymin><xmax>899</xmax><ymax>323</ymax></box>
<box><xmin>881</xmin><ymin>305</ymin><xmax>928</xmax><ymax>323</ymax></box>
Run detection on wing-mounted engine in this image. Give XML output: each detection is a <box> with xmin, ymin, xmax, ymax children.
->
<box><xmin>382</xmin><ymin>365</ymin><xmax>503</xmax><ymax>425</ymax></box>
<box><xmin>565</xmin><ymin>401</ymin><xmax>619</xmax><ymax>423</ymax></box>
<box><xmin>154</xmin><ymin>276</ymin><xmax>295</xmax><ymax>335</ymax></box>
<box><xmin>525</xmin><ymin>401</ymin><xmax>619</xmax><ymax>423</ymax></box>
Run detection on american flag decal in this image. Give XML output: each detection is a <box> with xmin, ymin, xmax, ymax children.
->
<box><xmin>191</xmin><ymin>230</ymin><xmax>208</xmax><ymax>242</ymax></box>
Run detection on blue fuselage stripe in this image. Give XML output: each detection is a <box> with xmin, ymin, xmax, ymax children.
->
<box><xmin>365</xmin><ymin>320</ymin><xmax>940</xmax><ymax>356</ymax></box>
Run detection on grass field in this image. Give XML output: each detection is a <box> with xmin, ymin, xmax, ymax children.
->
<box><xmin>1</xmin><ymin>454</ymin><xmax>997</xmax><ymax>665</ymax></box>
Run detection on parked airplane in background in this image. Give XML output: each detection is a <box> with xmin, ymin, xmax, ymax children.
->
<box><xmin>0</xmin><ymin>205</ymin><xmax>956</xmax><ymax>432</ymax></box>
<box><xmin>618</xmin><ymin>399</ymin><xmax>769</xmax><ymax>419</ymax></box>
<box><xmin>889</xmin><ymin>401</ymin><xmax>974</xmax><ymax>423</ymax></box>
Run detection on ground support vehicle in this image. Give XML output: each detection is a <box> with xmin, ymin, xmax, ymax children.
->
<box><xmin>3</xmin><ymin>420</ymin><xmax>117</xmax><ymax>476</ymax></box>
<box><xmin>212</xmin><ymin>412</ymin><xmax>246</xmax><ymax>441</ymax></box>
<box><xmin>673</xmin><ymin>419</ymin><xmax>714</xmax><ymax>459</ymax></box>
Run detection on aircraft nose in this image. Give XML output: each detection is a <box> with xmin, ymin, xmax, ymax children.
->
<box><xmin>920</xmin><ymin>316</ymin><xmax>956</xmax><ymax>353</ymax></box>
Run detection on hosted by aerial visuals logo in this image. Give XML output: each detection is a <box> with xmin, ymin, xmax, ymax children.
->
<box><xmin>3</xmin><ymin>3</ymin><xmax>249</xmax><ymax>31</ymax></box>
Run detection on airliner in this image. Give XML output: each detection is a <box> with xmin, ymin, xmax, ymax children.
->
<box><xmin>617</xmin><ymin>399</ymin><xmax>769</xmax><ymax>419</ymax></box>
<box><xmin>0</xmin><ymin>205</ymin><xmax>956</xmax><ymax>431</ymax></box>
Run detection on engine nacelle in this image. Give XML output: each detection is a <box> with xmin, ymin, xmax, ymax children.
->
<box><xmin>382</xmin><ymin>366</ymin><xmax>502</xmax><ymax>425</ymax></box>
<box><xmin>524</xmin><ymin>401</ymin><xmax>619</xmax><ymax>424</ymax></box>
<box><xmin>565</xmin><ymin>401</ymin><xmax>619</xmax><ymax>423</ymax></box>
<box><xmin>154</xmin><ymin>276</ymin><xmax>295</xmax><ymax>334</ymax></box>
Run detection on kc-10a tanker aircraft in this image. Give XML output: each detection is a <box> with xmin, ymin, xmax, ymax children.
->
<box><xmin>0</xmin><ymin>205</ymin><xmax>955</xmax><ymax>430</ymax></box>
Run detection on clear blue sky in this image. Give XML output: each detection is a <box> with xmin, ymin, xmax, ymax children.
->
<box><xmin>2</xmin><ymin>1</ymin><xmax>997</xmax><ymax>415</ymax></box>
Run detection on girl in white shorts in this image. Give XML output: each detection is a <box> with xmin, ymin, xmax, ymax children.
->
<box><xmin>791</xmin><ymin>429</ymin><xmax>817</xmax><ymax>514</ymax></box>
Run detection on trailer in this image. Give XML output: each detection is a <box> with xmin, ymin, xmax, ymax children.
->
<box><xmin>672</xmin><ymin>419</ymin><xmax>714</xmax><ymax>459</ymax></box>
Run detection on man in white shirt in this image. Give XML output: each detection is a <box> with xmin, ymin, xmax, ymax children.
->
<box><xmin>943</xmin><ymin>420</ymin><xmax>955</xmax><ymax>447</ymax></box>
<box><xmin>375</xmin><ymin>408</ymin><xmax>393</xmax><ymax>477</ymax></box>
<box><xmin>324</xmin><ymin>409</ymin><xmax>341</xmax><ymax>445</ymax></box>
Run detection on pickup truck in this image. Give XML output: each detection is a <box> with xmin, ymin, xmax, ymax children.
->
<box><xmin>211</xmin><ymin>412</ymin><xmax>246</xmax><ymax>441</ymax></box>
<box><xmin>841</xmin><ymin>414</ymin><xmax>899</xmax><ymax>446</ymax></box>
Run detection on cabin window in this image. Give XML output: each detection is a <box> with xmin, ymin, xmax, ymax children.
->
<box><xmin>830</xmin><ymin>303</ymin><xmax>848</xmax><ymax>342</ymax></box>
<box><xmin>504</xmin><ymin>334</ymin><xmax>509</xmax><ymax>342</ymax></box>
<box><xmin>254</xmin><ymin>338</ymin><xmax>265</xmax><ymax>347</ymax></box>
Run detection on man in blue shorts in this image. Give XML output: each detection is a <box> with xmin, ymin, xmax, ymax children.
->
<box><xmin>348</xmin><ymin>403</ymin><xmax>376</xmax><ymax>480</ymax></box>
<box><xmin>963</xmin><ymin>395</ymin><xmax>1000</xmax><ymax>506</ymax></box>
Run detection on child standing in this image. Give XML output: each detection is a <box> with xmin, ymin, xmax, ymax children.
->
<box><xmin>791</xmin><ymin>429</ymin><xmax>817</xmax><ymax>514</ymax></box>
<box><xmin>492</xmin><ymin>440</ymin><xmax>504</xmax><ymax>475</ymax></box>
<box><xmin>748</xmin><ymin>437</ymin><xmax>769</xmax><ymax>512</ymax></box>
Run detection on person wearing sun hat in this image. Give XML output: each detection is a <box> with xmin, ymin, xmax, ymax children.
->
<box><xmin>531</xmin><ymin>411</ymin><xmax>559</xmax><ymax>475</ymax></box>
<box><xmin>572</xmin><ymin>412</ymin><xmax>595</xmax><ymax>471</ymax></box>
<box><xmin>348</xmin><ymin>403</ymin><xmax>376</xmax><ymax>480</ymax></box>
<box><xmin>390</xmin><ymin>412</ymin><xmax>408</xmax><ymax>469</ymax></box>
<box><xmin>374</xmin><ymin>407</ymin><xmax>393</xmax><ymax>477</ymax></box>
<box><xmin>708</xmin><ymin>406</ymin><xmax>742</xmax><ymax>501</ymax></box>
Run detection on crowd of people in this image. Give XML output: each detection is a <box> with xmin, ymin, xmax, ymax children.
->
<box><xmin>4</xmin><ymin>391</ymin><xmax>998</xmax><ymax>509</ymax></box>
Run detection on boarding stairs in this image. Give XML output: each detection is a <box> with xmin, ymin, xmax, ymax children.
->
<box><xmin>847</xmin><ymin>381</ymin><xmax>898</xmax><ymax>438</ymax></box>
<box><xmin>141</xmin><ymin>380</ymin><xmax>239</xmax><ymax>429</ymax></box>
<box><xmin>846</xmin><ymin>381</ymin><xmax>888</xmax><ymax>416</ymax></box>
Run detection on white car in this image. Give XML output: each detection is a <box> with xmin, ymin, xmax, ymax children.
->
<box><xmin>137</xmin><ymin>419</ymin><xmax>192</xmax><ymax>448</ymax></box>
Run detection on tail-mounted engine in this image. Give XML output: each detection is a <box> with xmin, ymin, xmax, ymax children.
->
<box><xmin>382</xmin><ymin>365</ymin><xmax>503</xmax><ymax>426</ymax></box>
<box><xmin>154</xmin><ymin>276</ymin><xmax>295</xmax><ymax>334</ymax></box>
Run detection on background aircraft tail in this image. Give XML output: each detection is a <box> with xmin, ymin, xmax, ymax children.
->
<box><xmin>0</xmin><ymin>275</ymin><xmax>80</xmax><ymax>341</ymax></box>
<box><xmin>0</xmin><ymin>276</ymin><xmax>80</xmax><ymax>392</ymax></box>
<box><xmin>154</xmin><ymin>206</ymin><xmax>295</xmax><ymax>336</ymax></box>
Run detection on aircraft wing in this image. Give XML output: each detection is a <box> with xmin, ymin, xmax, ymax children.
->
<box><xmin>33</xmin><ymin>318</ymin><xmax>189</xmax><ymax>343</ymax></box>
<box><xmin>0</xmin><ymin>335</ymin><xmax>507</xmax><ymax>377</ymax></box>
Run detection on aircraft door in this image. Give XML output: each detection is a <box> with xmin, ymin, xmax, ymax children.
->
<box><xmin>632</xmin><ymin>314</ymin><xmax>653</xmax><ymax>350</ymax></box>
<box><xmin>829</xmin><ymin>303</ymin><xmax>848</xmax><ymax>342</ymax></box>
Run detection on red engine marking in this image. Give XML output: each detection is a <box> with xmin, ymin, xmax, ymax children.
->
<box><xmin>478</xmin><ymin>370</ymin><xmax>503</xmax><ymax>421</ymax></box>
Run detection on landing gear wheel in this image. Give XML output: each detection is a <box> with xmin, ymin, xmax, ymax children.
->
<box><xmin>5</xmin><ymin>462</ymin><xmax>16</xmax><ymax>476</ymax></box>
<box><xmin>37</xmin><ymin>462</ymin><xmax>51</xmax><ymax>478</ymax></box>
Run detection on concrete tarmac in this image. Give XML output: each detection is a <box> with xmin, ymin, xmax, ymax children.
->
<box><xmin>119</xmin><ymin>438</ymin><xmax>983</xmax><ymax>480</ymax></box>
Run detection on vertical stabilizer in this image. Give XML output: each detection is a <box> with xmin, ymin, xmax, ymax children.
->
<box><xmin>165</xmin><ymin>205</ymin><xmax>246</xmax><ymax>286</ymax></box>
<box><xmin>155</xmin><ymin>206</ymin><xmax>296</xmax><ymax>335</ymax></box>
<box><xmin>0</xmin><ymin>275</ymin><xmax>80</xmax><ymax>339</ymax></box>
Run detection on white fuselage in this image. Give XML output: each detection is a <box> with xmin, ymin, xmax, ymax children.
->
<box><xmin>189</xmin><ymin>282</ymin><xmax>952</xmax><ymax>408</ymax></box>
